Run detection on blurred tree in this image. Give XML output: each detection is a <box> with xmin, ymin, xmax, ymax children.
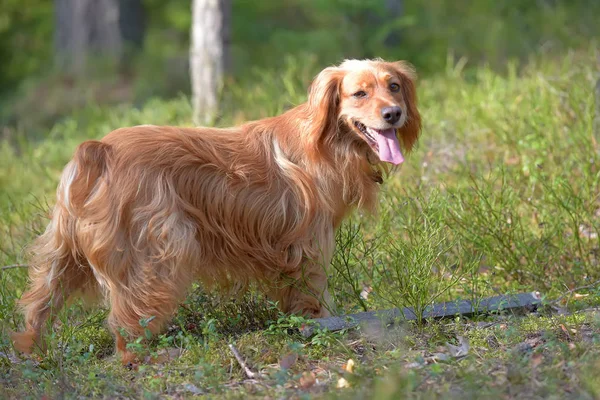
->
<box><xmin>0</xmin><ymin>1</ymin><xmax>52</xmax><ymax>94</ymax></box>
<box><xmin>382</xmin><ymin>0</ymin><xmax>403</xmax><ymax>47</ymax></box>
<box><xmin>359</xmin><ymin>0</ymin><xmax>404</xmax><ymax>58</ymax></box>
<box><xmin>54</xmin><ymin>0</ymin><xmax>146</xmax><ymax>75</ymax></box>
<box><xmin>190</xmin><ymin>0</ymin><xmax>231</xmax><ymax>125</ymax></box>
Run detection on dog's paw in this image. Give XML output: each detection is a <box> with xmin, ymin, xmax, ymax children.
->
<box><xmin>10</xmin><ymin>330</ymin><xmax>37</xmax><ymax>354</ymax></box>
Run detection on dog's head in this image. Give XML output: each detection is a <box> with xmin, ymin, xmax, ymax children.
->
<box><xmin>307</xmin><ymin>59</ymin><xmax>421</xmax><ymax>165</ymax></box>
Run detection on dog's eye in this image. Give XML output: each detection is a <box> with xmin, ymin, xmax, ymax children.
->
<box><xmin>352</xmin><ymin>90</ymin><xmax>367</xmax><ymax>98</ymax></box>
<box><xmin>389</xmin><ymin>83</ymin><xmax>400</xmax><ymax>92</ymax></box>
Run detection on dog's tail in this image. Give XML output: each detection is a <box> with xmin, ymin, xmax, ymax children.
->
<box><xmin>61</xmin><ymin>140</ymin><xmax>112</xmax><ymax>215</ymax></box>
<box><xmin>11</xmin><ymin>140</ymin><xmax>111</xmax><ymax>354</ymax></box>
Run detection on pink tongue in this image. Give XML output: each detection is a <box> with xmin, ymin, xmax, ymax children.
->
<box><xmin>372</xmin><ymin>128</ymin><xmax>404</xmax><ymax>165</ymax></box>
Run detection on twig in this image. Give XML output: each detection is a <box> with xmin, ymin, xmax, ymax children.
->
<box><xmin>552</xmin><ymin>279</ymin><xmax>600</xmax><ymax>306</ymax></box>
<box><xmin>228</xmin><ymin>343</ymin><xmax>260</xmax><ymax>379</ymax></box>
<box><xmin>1</xmin><ymin>264</ymin><xmax>28</xmax><ymax>271</ymax></box>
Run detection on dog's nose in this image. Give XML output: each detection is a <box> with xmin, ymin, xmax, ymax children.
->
<box><xmin>381</xmin><ymin>106</ymin><xmax>402</xmax><ymax>124</ymax></box>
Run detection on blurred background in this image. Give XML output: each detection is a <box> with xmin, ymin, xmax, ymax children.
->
<box><xmin>1</xmin><ymin>0</ymin><xmax>599</xmax><ymax>136</ymax></box>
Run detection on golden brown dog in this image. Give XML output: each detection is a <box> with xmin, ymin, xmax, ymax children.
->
<box><xmin>12</xmin><ymin>59</ymin><xmax>421</xmax><ymax>363</ymax></box>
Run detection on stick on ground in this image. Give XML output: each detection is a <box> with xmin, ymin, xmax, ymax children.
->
<box><xmin>1</xmin><ymin>264</ymin><xmax>28</xmax><ymax>271</ymax></box>
<box><xmin>228</xmin><ymin>343</ymin><xmax>260</xmax><ymax>379</ymax></box>
<box><xmin>552</xmin><ymin>280</ymin><xmax>600</xmax><ymax>306</ymax></box>
<box><xmin>301</xmin><ymin>292</ymin><xmax>542</xmax><ymax>337</ymax></box>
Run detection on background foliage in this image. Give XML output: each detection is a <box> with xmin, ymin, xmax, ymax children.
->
<box><xmin>2</xmin><ymin>0</ymin><xmax>600</xmax><ymax>133</ymax></box>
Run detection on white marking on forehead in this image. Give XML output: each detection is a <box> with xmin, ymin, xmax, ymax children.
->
<box><xmin>338</xmin><ymin>59</ymin><xmax>391</xmax><ymax>92</ymax></box>
<box><xmin>339</xmin><ymin>59</ymin><xmax>380</xmax><ymax>72</ymax></box>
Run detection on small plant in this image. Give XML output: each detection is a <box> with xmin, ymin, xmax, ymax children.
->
<box><xmin>375</xmin><ymin>193</ymin><xmax>480</xmax><ymax>323</ymax></box>
<box><xmin>310</xmin><ymin>327</ymin><xmax>347</xmax><ymax>348</ymax></box>
<box><xmin>332</xmin><ymin>188</ymin><xmax>481</xmax><ymax>324</ymax></box>
<box><xmin>199</xmin><ymin>318</ymin><xmax>220</xmax><ymax>348</ymax></box>
<box><xmin>266</xmin><ymin>313</ymin><xmax>310</xmax><ymax>336</ymax></box>
<box><xmin>330</xmin><ymin>221</ymin><xmax>382</xmax><ymax>312</ymax></box>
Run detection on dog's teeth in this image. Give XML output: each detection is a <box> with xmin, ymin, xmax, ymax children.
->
<box><xmin>353</xmin><ymin>121</ymin><xmax>378</xmax><ymax>146</ymax></box>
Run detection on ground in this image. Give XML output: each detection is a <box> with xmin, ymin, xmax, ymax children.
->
<box><xmin>2</xmin><ymin>298</ymin><xmax>600</xmax><ymax>398</ymax></box>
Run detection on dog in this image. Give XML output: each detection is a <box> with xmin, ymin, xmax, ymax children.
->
<box><xmin>12</xmin><ymin>59</ymin><xmax>421</xmax><ymax>363</ymax></box>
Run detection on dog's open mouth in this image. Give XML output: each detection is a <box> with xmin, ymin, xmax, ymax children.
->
<box><xmin>353</xmin><ymin>120</ymin><xmax>404</xmax><ymax>165</ymax></box>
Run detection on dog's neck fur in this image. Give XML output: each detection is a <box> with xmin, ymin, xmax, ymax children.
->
<box><xmin>244</xmin><ymin>103</ymin><xmax>382</xmax><ymax>226</ymax></box>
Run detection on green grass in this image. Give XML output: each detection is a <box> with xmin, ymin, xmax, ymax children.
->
<box><xmin>1</xmin><ymin>47</ymin><xmax>600</xmax><ymax>398</ymax></box>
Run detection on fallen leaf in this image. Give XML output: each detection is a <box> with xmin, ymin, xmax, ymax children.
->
<box><xmin>337</xmin><ymin>377</ymin><xmax>350</xmax><ymax>388</ymax></box>
<box><xmin>183</xmin><ymin>383</ymin><xmax>204</xmax><ymax>395</ymax></box>
<box><xmin>299</xmin><ymin>371</ymin><xmax>316</xmax><ymax>389</ymax></box>
<box><xmin>343</xmin><ymin>359</ymin><xmax>355</xmax><ymax>373</ymax></box>
<box><xmin>279</xmin><ymin>352</ymin><xmax>298</xmax><ymax>370</ymax></box>
<box><xmin>360</xmin><ymin>284</ymin><xmax>373</xmax><ymax>300</ymax></box>
<box><xmin>446</xmin><ymin>336</ymin><xmax>470</xmax><ymax>358</ymax></box>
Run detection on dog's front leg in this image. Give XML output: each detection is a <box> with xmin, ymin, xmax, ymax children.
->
<box><xmin>267</xmin><ymin>260</ymin><xmax>335</xmax><ymax>318</ymax></box>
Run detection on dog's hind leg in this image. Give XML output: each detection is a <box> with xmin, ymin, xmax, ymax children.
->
<box><xmin>12</xmin><ymin>218</ymin><xmax>93</xmax><ymax>354</ymax></box>
<box><xmin>106</xmin><ymin>268</ymin><xmax>191</xmax><ymax>364</ymax></box>
<box><xmin>13</xmin><ymin>142</ymin><xmax>110</xmax><ymax>354</ymax></box>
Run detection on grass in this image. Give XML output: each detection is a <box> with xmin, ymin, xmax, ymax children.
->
<box><xmin>1</xmin><ymin>46</ymin><xmax>600</xmax><ymax>398</ymax></box>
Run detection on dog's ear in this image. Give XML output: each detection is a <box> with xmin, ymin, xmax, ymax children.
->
<box><xmin>390</xmin><ymin>61</ymin><xmax>421</xmax><ymax>153</ymax></box>
<box><xmin>305</xmin><ymin>66</ymin><xmax>344</xmax><ymax>151</ymax></box>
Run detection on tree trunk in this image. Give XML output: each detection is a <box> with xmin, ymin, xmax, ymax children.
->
<box><xmin>190</xmin><ymin>0</ymin><xmax>231</xmax><ymax>126</ymax></box>
<box><xmin>383</xmin><ymin>0</ymin><xmax>403</xmax><ymax>47</ymax></box>
<box><xmin>119</xmin><ymin>0</ymin><xmax>146</xmax><ymax>49</ymax></box>
<box><xmin>54</xmin><ymin>0</ymin><xmax>145</xmax><ymax>76</ymax></box>
<box><xmin>361</xmin><ymin>0</ymin><xmax>403</xmax><ymax>58</ymax></box>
